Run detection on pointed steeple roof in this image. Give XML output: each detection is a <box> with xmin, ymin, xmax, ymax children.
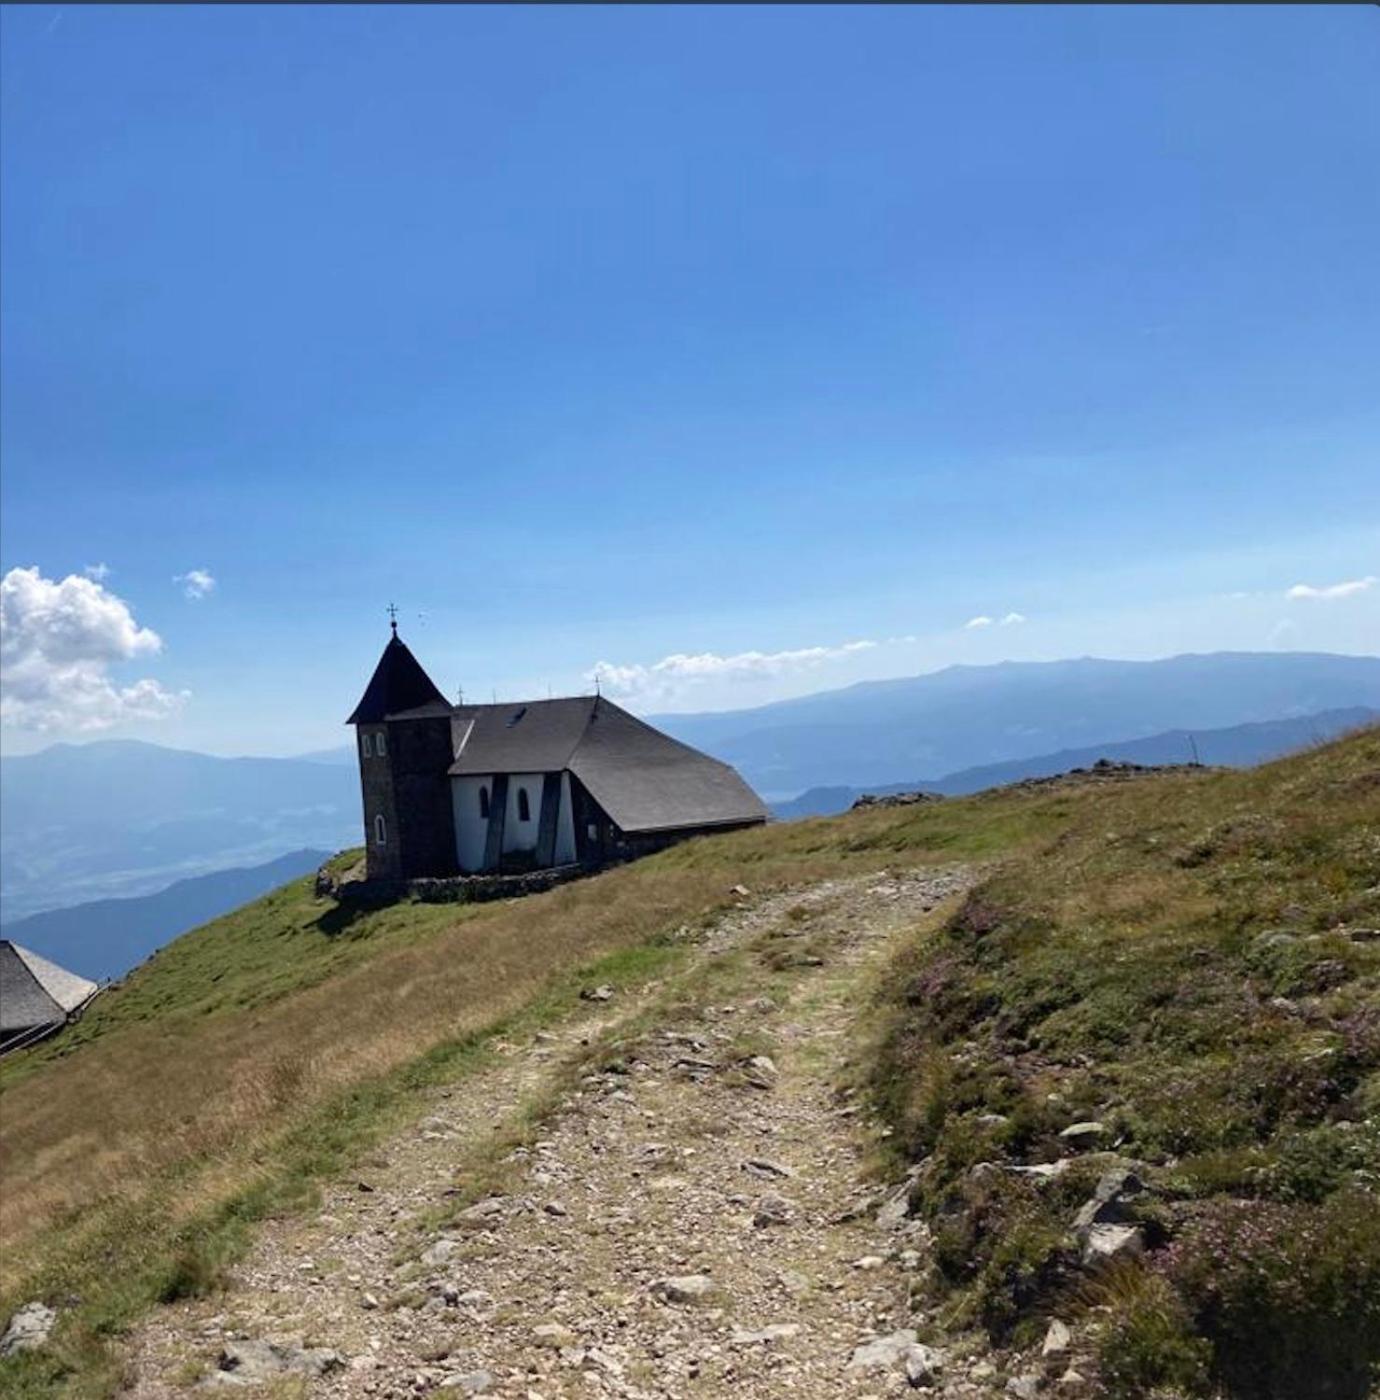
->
<box><xmin>346</xmin><ymin>629</ymin><xmax>449</xmax><ymax>724</ymax></box>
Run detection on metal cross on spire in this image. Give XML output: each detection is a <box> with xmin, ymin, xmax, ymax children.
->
<box><xmin>387</xmin><ymin>602</ymin><xmax>399</xmax><ymax>636</ymax></box>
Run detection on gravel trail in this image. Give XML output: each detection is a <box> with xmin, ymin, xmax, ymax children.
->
<box><xmin>126</xmin><ymin>866</ymin><xmax>974</xmax><ymax>1399</ymax></box>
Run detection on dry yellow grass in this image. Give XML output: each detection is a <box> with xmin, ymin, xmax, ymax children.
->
<box><xmin>1</xmin><ymin>805</ymin><xmax>1017</xmax><ymax>1298</ymax></box>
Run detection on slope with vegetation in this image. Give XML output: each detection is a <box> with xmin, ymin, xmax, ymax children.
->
<box><xmin>0</xmin><ymin>727</ymin><xmax>1375</xmax><ymax>1399</ymax></box>
<box><xmin>869</xmin><ymin>725</ymin><xmax>1380</xmax><ymax>1397</ymax></box>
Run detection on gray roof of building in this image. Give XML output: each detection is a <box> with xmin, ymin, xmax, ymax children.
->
<box><xmin>0</xmin><ymin>940</ymin><xmax>99</xmax><ymax>1034</ymax></box>
<box><xmin>449</xmin><ymin>697</ymin><xmax>599</xmax><ymax>774</ymax></box>
<box><xmin>445</xmin><ymin>696</ymin><xmax>768</xmax><ymax>833</ymax></box>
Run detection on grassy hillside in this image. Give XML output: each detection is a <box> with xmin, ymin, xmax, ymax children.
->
<box><xmin>2</xmin><ymin>727</ymin><xmax>1375</xmax><ymax>1398</ymax></box>
<box><xmin>0</xmin><ymin>795</ymin><xmax>1058</xmax><ymax>1398</ymax></box>
<box><xmin>868</xmin><ymin>725</ymin><xmax>1380</xmax><ymax>1398</ymax></box>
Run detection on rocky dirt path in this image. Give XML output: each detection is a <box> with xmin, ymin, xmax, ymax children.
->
<box><xmin>126</xmin><ymin>866</ymin><xmax>974</xmax><ymax>1399</ymax></box>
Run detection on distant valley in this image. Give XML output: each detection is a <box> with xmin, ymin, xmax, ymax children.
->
<box><xmin>0</xmin><ymin>849</ymin><xmax>331</xmax><ymax>982</ymax></box>
<box><xmin>0</xmin><ymin>741</ymin><xmax>359</xmax><ymax>922</ymax></box>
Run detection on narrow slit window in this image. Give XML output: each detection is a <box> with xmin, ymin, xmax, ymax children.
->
<box><xmin>517</xmin><ymin>787</ymin><xmax>531</xmax><ymax>822</ymax></box>
<box><xmin>374</xmin><ymin>813</ymin><xmax>387</xmax><ymax>846</ymax></box>
<box><xmin>361</xmin><ymin>733</ymin><xmax>372</xmax><ymax>758</ymax></box>
<box><xmin>479</xmin><ymin>786</ymin><xmax>490</xmax><ymax>819</ymax></box>
<box><xmin>375</xmin><ymin>730</ymin><xmax>387</xmax><ymax>757</ymax></box>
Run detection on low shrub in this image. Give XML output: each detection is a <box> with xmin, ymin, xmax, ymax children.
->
<box><xmin>1098</xmin><ymin>1270</ymin><xmax>1212</xmax><ymax>1397</ymax></box>
<box><xmin>1161</xmin><ymin>1188</ymin><xmax>1380</xmax><ymax>1400</ymax></box>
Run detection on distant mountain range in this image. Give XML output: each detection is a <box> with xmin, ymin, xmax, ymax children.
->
<box><xmin>0</xmin><ymin>848</ymin><xmax>331</xmax><ymax>982</ymax></box>
<box><xmin>2</xmin><ymin>651</ymin><xmax>1376</xmax><ymax>929</ymax></box>
<box><xmin>0</xmin><ymin>741</ymin><xmax>359</xmax><ymax>922</ymax></box>
<box><xmin>650</xmin><ymin>651</ymin><xmax>1380</xmax><ymax>797</ymax></box>
<box><xmin>770</xmin><ymin>706</ymin><xmax>1379</xmax><ymax>819</ymax></box>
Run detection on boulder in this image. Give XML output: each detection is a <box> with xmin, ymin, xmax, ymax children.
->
<box><xmin>439</xmin><ymin>1372</ymin><xmax>494</xmax><ymax>1394</ymax></box>
<box><xmin>753</xmin><ymin>1194</ymin><xmax>793</xmax><ymax>1228</ymax></box>
<box><xmin>423</xmin><ymin>1238</ymin><xmax>461</xmax><ymax>1266</ymax></box>
<box><xmin>457</xmin><ymin>1197</ymin><xmax>506</xmax><ymax>1226</ymax></box>
<box><xmin>652</xmin><ymin>1274</ymin><xmax>716</xmax><ymax>1304</ymax></box>
<box><xmin>1072</xmin><ymin>1168</ymin><xmax>1144</xmax><ymax>1237</ymax></box>
<box><xmin>217</xmin><ymin>1340</ymin><xmax>344</xmax><ymax>1382</ymax></box>
<box><xmin>742</xmin><ymin>1157</ymin><xmax>794</xmax><ymax>1179</ymax></box>
<box><xmin>905</xmin><ymin>1342</ymin><xmax>946</xmax><ymax>1387</ymax></box>
<box><xmin>533</xmin><ymin>1323</ymin><xmax>578</xmax><ymax>1349</ymax></box>
<box><xmin>1042</xmin><ymin>1319</ymin><xmax>1072</xmax><ymax>1356</ymax></box>
<box><xmin>851</xmin><ymin>791</ymin><xmax>943</xmax><ymax>810</ymax></box>
<box><xmin>0</xmin><ymin>1302</ymin><xmax>56</xmax><ymax>1357</ymax></box>
<box><xmin>1081</xmin><ymin>1223</ymin><xmax>1143</xmax><ymax>1268</ymax></box>
<box><xmin>847</xmin><ymin>1329</ymin><xmax>919</xmax><ymax>1371</ymax></box>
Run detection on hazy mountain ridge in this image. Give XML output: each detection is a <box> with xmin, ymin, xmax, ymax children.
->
<box><xmin>3</xmin><ymin>651</ymin><xmax>1376</xmax><ymax>924</ymax></box>
<box><xmin>770</xmin><ymin>706</ymin><xmax>1379</xmax><ymax>818</ymax></box>
<box><xmin>0</xmin><ymin>741</ymin><xmax>359</xmax><ymax>922</ymax></box>
<box><xmin>650</xmin><ymin>651</ymin><xmax>1380</xmax><ymax>795</ymax></box>
<box><xmin>0</xmin><ymin>849</ymin><xmax>332</xmax><ymax>982</ymax></box>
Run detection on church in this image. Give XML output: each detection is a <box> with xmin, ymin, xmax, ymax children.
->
<box><xmin>347</xmin><ymin>625</ymin><xmax>769</xmax><ymax>881</ymax></box>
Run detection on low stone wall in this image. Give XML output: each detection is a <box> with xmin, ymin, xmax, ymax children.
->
<box><xmin>321</xmin><ymin>862</ymin><xmax>589</xmax><ymax>909</ymax></box>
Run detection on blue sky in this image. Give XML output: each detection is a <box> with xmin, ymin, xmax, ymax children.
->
<box><xmin>1</xmin><ymin>5</ymin><xmax>1376</xmax><ymax>756</ymax></box>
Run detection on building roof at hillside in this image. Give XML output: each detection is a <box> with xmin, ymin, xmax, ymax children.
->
<box><xmin>447</xmin><ymin>696</ymin><xmax>769</xmax><ymax>833</ymax></box>
<box><xmin>0</xmin><ymin>940</ymin><xmax>99</xmax><ymax>1034</ymax></box>
<box><xmin>346</xmin><ymin>629</ymin><xmax>450</xmax><ymax>724</ymax></box>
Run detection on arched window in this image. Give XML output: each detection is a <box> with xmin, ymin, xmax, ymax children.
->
<box><xmin>375</xmin><ymin>730</ymin><xmax>387</xmax><ymax>757</ymax></box>
<box><xmin>360</xmin><ymin>733</ymin><xmax>372</xmax><ymax>758</ymax></box>
<box><xmin>374</xmin><ymin>813</ymin><xmax>387</xmax><ymax>846</ymax></box>
<box><xmin>478</xmin><ymin>786</ymin><xmax>490</xmax><ymax>819</ymax></box>
<box><xmin>517</xmin><ymin>787</ymin><xmax>531</xmax><ymax>822</ymax></box>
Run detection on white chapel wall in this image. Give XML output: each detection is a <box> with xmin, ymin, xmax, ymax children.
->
<box><xmin>452</xmin><ymin>775</ymin><xmax>491</xmax><ymax>872</ymax></box>
<box><xmin>501</xmin><ymin>773</ymin><xmax>545</xmax><ymax>856</ymax></box>
<box><xmin>452</xmin><ymin>771</ymin><xmax>573</xmax><ymax>872</ymax></box>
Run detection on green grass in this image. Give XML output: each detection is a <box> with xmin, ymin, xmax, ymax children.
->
<box><xmin>0</xmin><ymin>788</ymin><xmax>1062</xmax><ymax>1398</ymax></box>
<box><xmin>0</xmin><ymin>934</ymin><xmax>687</xmax><ymax>1400</ymax></box>
<box><xmin>0</xmin><ymin>851</ymin><xmax>469</xmax><ymax>1090</ymax></box>
<box><xmin>8</xmin><ymin>732</ymin><xmax>1374</xmax><ymax>1399</ymax></box>
<box><xmin>868</xmin><ymin>727</ymin><xmax>1380</xmax><ymax>1398</ymax></box>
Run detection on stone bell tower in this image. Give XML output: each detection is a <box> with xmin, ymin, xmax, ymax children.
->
<box><xmin>346</xmin><ymin>615</ymin><xmax>457</xmax><ymax>881</ymax></box>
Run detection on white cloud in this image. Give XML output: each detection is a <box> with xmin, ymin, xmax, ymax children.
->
<box><xmin>1285</xmin><ymin>575</ymin><xmax>1376</xmax><ymax>601</ymax></box>
<box><xmin>175</xmin><ymin>568</ymin><xmax>216</xmax><ymax>601</ymax></box>
<box><xmin>966</xmin><ymin>611</ymin><xmax>1025</xmax><ymax>629</ymax></box>
<box><xmin>589</xmin><ymin>639</ymin><xmax>878</xmax><ymax>705</ymax></box>
<box><xmin>83</xmin><ymin>562</ymin><xmax>111</xmax><ymax>581</ymax></box>
<box><xmin>0</xmin><ymin>566</ymin><xmax>188</xmax><ymax>732</ymax></box>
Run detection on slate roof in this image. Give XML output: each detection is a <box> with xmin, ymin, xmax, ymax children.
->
<box><xmin>0</xmin><ymin>941</ymin><xmax>99</xmax><ymax>1035</ymax></box>
<box><xmin>448</xmin><ymin>696</ymin><xmax>769</xmax><ymax>834</ymax></box>
<box><xmin>346</xmin><ymin>632</ymin><xmax>450</xmax><ymax>724</ymax></box>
